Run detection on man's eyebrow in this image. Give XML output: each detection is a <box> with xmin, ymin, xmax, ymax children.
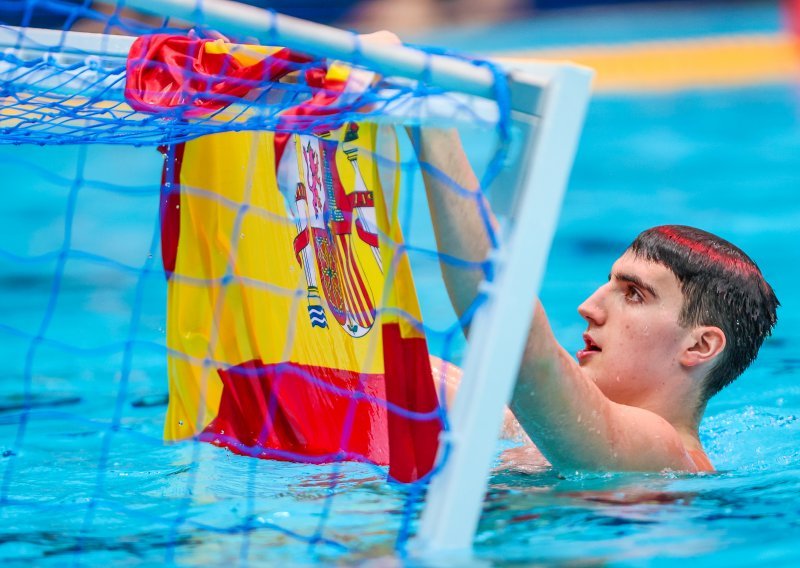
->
<box><xmin>610</xmin><ymin>271</ymin><xmax>659</xmax><ymax>299</ymax></box>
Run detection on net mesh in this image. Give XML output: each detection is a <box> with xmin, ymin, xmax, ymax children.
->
<box><xmin>0</xmin><ymin>1</ymin><xmax>519</xmax><ymax>564</ymax></box>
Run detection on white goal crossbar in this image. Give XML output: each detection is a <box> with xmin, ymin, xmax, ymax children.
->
<box><xmin>1</xmin><ymin>0</ymin><xmax>593</xmax><ymax>557</ymax></box>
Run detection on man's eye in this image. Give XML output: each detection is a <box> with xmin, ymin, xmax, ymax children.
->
<box><xmin>624</xmin><ymin>286</ymin><xmax>643</xmax><ymax>303</ymax></box>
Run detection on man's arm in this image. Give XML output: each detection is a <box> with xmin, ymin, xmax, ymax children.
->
<box><xmin>407</xmin><ymin>128</ymin><xmax>490</xmax><ymax>325</ymax></box>
<box><xmin>412</xmin><ymin>128</ymin><xmax>697</xmax><ymax>473</ymax></box>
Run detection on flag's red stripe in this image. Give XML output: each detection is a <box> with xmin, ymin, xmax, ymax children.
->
<box><xmin>159</xmin><ymin>142</ymin><xmax>185</xmax><ymax>278</ymax></box>
<box><xmin>200</xmin><ymin>332</ymin><xmax>442</xmax><ymax>483</ymax></box>
<box><xmin>382</xmin><ymin>323</ymin><xmax>442</xmax><ymax>482</ymax></box>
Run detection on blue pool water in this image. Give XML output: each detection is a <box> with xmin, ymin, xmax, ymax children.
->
<box><xmin>2</xmin><ymin>81</ymin><xmax>799</xmax><ymax>566</ymax></box>
<box><xmin>3</xmin><ymin>14</ymin><xmax>800</xmax><ymax>565</ymax></box>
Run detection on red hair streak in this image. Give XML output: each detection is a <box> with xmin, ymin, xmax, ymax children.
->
<box><xmin>655</xmin><ymin>227</ymin><xmax>759</xmax><ymax>276</ymax></box>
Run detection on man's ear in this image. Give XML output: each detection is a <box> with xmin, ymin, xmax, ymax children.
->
<box><xmin>681</xmin><ymin>326</ymin><xmax>726</xmax><ymax>367</ymax></box>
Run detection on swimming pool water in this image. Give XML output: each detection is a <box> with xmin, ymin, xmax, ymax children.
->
<box><xmin>1</xmin><ymin>80</ymin><xmax>800</xmax><ymax>565</ymax></box>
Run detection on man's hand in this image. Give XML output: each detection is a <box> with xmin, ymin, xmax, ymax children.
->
<box><xmin>358</xmin><ymin>30</ymin><xmax>402</xmax><ymax>46</ymax></box>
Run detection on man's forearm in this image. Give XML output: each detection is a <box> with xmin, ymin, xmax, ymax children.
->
<box><xmin>409</xmin><ymin>127</ymin><xmax>495</xmax><ymax>327</ymax></box>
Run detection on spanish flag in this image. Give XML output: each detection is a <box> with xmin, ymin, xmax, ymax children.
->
<box><xmin>126</xmin><ymin>35</ymin><xmax>442</xmax><ymax>482</ymax></box>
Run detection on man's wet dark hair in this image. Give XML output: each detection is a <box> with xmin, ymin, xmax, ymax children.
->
<box><xmin>628</xmin><ymin>225</ymin><xmax>779</xmax><ymax>402</ymax></box>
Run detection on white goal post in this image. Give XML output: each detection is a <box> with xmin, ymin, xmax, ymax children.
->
<box><xmin>1</xmin><ymin>0</ymin><xmax>593</xmax><ymax>556</ymax></box>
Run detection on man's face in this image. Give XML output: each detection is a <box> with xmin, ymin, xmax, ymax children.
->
<box><xmin>576</xmin><ymin>250</ymin><xmax>691</xmax><ymax>406</ymax></box>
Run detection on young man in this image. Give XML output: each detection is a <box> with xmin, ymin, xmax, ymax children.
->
<box><xmin>414</xmin><ymin>128</ymin><xmax>779</xmax><ymax>473</ymax></box>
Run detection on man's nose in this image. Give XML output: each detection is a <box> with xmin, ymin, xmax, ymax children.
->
<box><xmin>577</xmin><ymin>285</ymin><xmax>607</xmax><ymax>325</ymax></box>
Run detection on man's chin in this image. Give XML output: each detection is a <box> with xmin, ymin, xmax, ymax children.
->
<box><xmin>576</xmin><ymin>364</ymin><xmax>598</xmax><ymax>383</ymax></box>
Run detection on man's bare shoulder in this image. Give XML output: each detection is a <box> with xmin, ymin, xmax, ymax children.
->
<box><xmin>504</xmin><ymin>402</ymin><xmax>712</xmax><ymax>474</ymax></box>
<box><xmin>603</xmin><ymin>401</ymin><xmax>711</xmax><ymax>473</ymax></box>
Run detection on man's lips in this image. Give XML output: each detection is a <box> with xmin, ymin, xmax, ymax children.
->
<box><xmin>576</xmin><ymin>333</ymin><xmax>602</xmax><ymax>363</ymax></box>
